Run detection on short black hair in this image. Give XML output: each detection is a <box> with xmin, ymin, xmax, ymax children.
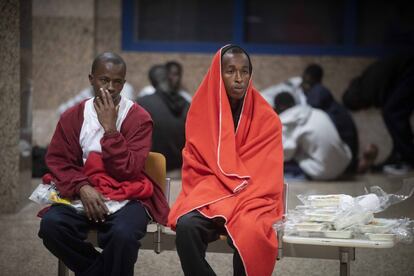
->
<box><xmin>274</xmin><ymin>92</ymin><xmax>296</xmax><ymax>114</ymax></box>
<box><xmin>221</xmin><ymin>44</ymin><xmax>252</xmax><ymax>73</ymax></box>
<box><xmin>148</xmin><ymin>64</ymin><xmax>167</xmax><ymax>87</ymax></box>
<box><xmin>304</xmin><ymin>64</ymin><xmax>323</xmax><ymax>83</ymax></box>
<box><xmin>91</xmin><ymin>52</ymin><xmax>126</xmax><ymax>74</ymax></box>
<box><xmin>165</xmin><ymin>61</ymin><xmax>183</xmax><ymax>73</ymax></box>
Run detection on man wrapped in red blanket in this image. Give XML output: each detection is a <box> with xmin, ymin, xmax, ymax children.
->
<box><xmin>168</xmin><ymin>45</ymin><xmax>284</xmax><ymax>276</ymax></box>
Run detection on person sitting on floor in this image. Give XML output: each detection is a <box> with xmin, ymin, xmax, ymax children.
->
<box><xmin>38</xmin><ymin>52</ymin><xmax>169</xmax><ymax>276</ymax></box>
<box><xmin>343</xmin><ymin>54</ymin><xmax>414</xmax><ymax>175</ymax></box>
<box><xmin>301</xmin><ymin>64</ymin><xmax>362</xmax><ymax>173</ymax></box>
<box><xmin>261</xmin><ymin>76</ymin><xmax>307</xmax><ymax>107</ymax></box>
<box><xmin>274</xmin><ymin>92</ymin><xmax>352</xmax><ymax>180</ymax></box>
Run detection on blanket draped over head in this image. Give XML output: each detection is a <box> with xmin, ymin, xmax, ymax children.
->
<box><xmin>168</xmin><ymin>46</ymin><xmax>284</xmax><ymax>276</ymax></box>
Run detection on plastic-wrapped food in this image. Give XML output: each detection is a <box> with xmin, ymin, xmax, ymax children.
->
<box><xmin>29</xmin><ymin>183</ymin><xmax>129</xmax><ymax>214</ymax></box>
<box><xmin>391</xmin><ymin>219</ymin><xmax>413</xmax><ymax>244</ymax></box>
<box><xmin>29</xmin><ymin>183</ymin><xmax>71</xmax><ymax>205</ymax></box>
<box><xmin>354</xmin><ymin>193</ymin><xmax>381</xmax><ymax>213</ymax></box>
<box><xmin>364</xmin><ymin>178</ymin><xmax>414</xmax><ymax>212</ymax></box>
<box><xmin>298</xmin><ymin>194</ymin><xmax>354</xmax><ymax>209</ymax></box>
<box><xmin>295</xmin><ymin>222</ymin><xmax>330</xmax><ymax>232</ymax></box>
<box><xmin>276</xmin><ymin>177</ymin><xmax>414</xmax><ymax>244</ymax></box>
<box><xmin>334</xmin><ymin>211</ymin><xmax>374</xmax><ymax>230</ymax></box>
<box><xmin>357</xmin><ymin>218</ymin><xmax>399</xmax><ymax>234</ymax></box>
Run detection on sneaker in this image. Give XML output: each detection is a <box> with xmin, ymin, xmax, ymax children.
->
<box><xmin>383</xmin><ymin>163</ymin><xmax>413</xmax><ymax>176</ymax></box>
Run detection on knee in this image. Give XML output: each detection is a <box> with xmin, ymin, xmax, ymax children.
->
<box><xmin>176</xmin><ymin>213</ymin><xmax>198</xmax><ymax>236</ymax></box>
<box><xmin>38</xmin><ymin>211</ymin><xmax>64</xmax><ymax>240</ymax></box>
<box><xmin>111</xmin><ymin>224</ymin><xmax>144</xmax><ymax>245</ymax></box>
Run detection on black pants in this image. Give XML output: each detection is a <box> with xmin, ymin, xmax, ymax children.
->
<box><xmin>175</xmin><ymin>210</ymin><xmax>246</xmax><ymax>276</ymax></box>
<box><xmin>38</xmin><ymin>201</ymin><xmax>149</xmax><ymax>276</ymax></box>
<box><xmin>382</xmin><ymin>65</ymin><xmax>414</xmax><ymax>165</ymax></box>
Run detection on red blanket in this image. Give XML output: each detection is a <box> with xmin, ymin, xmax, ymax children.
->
<box><xmin>84</xmin><ymin>151</ymin><xmax>153</xmax><ymax>201</ymax></box>
<box><xmin>168</xmin><ymin>47</ymin><xmax>284</xmax><ymax>275</ymax></box>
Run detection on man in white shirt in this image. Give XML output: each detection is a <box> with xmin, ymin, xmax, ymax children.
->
<box><xmin>274</xmin><ymin>92</ymin><xmax>352</xmax><ymax>180</ymax></box>
<box><xmin>261</xmin><ymin>76</ymin><xmax>306</xmax><ymax>107</ymax></box>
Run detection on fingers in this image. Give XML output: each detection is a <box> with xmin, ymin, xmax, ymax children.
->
<box><xmin>93</xmin><ymin>100</ymin><xmax>101</xmax><ymax>114</ymax></box>
<box><xmin>80</xmin><ymin>187</ymin><xmax>108</xmax><ymax>223</ymax></box>
<box><xmin>94</xmin><ymin>88</ymin><xmax>104</xmax><ymax>110</ymax></box>
<box><xmin>103</xmin><ymin>89</ymin><xmax>114</xmax><ymax>107</ymax></box>
<box><xmin>96</xmin><ymin>88</ymin><xmax>114</xmax><ymax>108</ymax></box>
<box><xmin>91</xmin><ymin>200</ymin><xmax>106</xmax><ymax>222</ymax></box>
<box><xmin>101</xmin><ymin>88</ymin><xmax>109</xmax><ymax>106</ymax></box>
<box><xmin>85</xmin><ymin>201</ymin><xmax>99</xmax><ymax>222</ymax></box>
<box><xmin>99</xmin><ymin>194</ymin><xmax>110</xmax><ymax>215</ymax></box>
<box><xmin>83</xmin><ymin>201</ymin><xmax>92</xmax><ymax>221</ymax></box>
<box><xmin>91</xmin><ymin>205</ymin><xmax>100</xmax><ymax>222</ymax></box>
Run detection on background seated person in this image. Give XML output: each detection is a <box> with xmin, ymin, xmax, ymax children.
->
<box><xmin>274</xmin><ymin>92</ymin><xmax>352</xmax><ymax>180</ymax></box>
<box><xmin>138</xmin><ymin>65</ymin><xmax>190</xmax><ymax>174</ymax></box>
<box><xmin>138</xmin><ymin>61</ymin><xmax>192</xmax><ymax>103</ymax></box>
<box><xmin>301</xmin><ymin>64</ymin><xmax>360</xmax><ymax>173</ymax></box>
<box><xmin>261</xmin><ymin>76</ymin><xmax>306</xmax><ymax>107</ymax></box>
<box><xmin>343</xmin><ymin>55</ymin><xmax>414</xmax><ymax>175</ymax></box>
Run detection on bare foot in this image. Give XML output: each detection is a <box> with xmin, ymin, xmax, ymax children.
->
<box><xmin>358</xmin><ymin>144</ymin><xmax>379</xmax><ymax>173</ymax></box>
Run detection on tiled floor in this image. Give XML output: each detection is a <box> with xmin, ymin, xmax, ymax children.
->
<box><xmin>1</xmin><ymin>175</ymin><xmax>413</xmax><ymax>275</ymax></box>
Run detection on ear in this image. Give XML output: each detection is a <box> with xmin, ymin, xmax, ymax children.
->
<box><xmin>88</xmin><ymin>74</ymin><xmax>94</xmax><ymax>85</ymax></box>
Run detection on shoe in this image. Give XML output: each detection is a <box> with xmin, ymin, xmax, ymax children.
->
<box><xmin>383</xmin><ymin>163</ymin><xmax>413</xmax><ymax>176</ymax></box>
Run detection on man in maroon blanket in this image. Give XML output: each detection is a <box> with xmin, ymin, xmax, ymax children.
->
<box><xmin>38</xmin><ymin>52</ymin><xmax>169</xmax><ymax>276</ymax></box>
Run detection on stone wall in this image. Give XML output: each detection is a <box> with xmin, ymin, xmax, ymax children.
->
<box><xmin>0</xmin><ymin>0</ymin><xmax>32</xmax><ymax>213</ymax></box>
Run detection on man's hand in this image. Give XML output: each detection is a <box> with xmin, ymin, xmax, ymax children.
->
<box><xmin>79</xmin><ymin>185</ymin><xmax>110</xmax><ymax>222</ymax></box>
<box><xmin>94</xmin><ymin>88</ymin><xmax>118</xmax><ymax>133</ymax></box>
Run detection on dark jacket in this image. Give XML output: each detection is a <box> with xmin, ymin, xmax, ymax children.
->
<box><xmin>138</xmin><ymin>91</ymin><xmax>190</xmax><ymax>171</ymax></box>
<box><xmin>306</xmin><ymin>84</ymin><xmax>359</xmax><ymax>171</ymax></box>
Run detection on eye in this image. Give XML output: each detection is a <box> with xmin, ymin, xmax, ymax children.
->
<box><xmin>100</xmin><ymin>78</ymin><xmax>109</xmax><ymax>84</ymax></box>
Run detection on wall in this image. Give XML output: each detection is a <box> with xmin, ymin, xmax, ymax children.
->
<box><xmin>0</xmin><ymin>0</ymin><xmax>32</xmax><ymax>213</ymax></box>
<box><xmin>32</xmin><ymin>0</ymin><xmax>393</xmax><ymax>162</ymax></box>
<box><xmin>32</xmin><ymin>0</ymin><xmax>95</xmax><ymax>145</ymax></box>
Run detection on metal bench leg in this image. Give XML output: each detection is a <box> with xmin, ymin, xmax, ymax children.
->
<box><xmin>58</xmin><ymin>259</ymin><xmax>69</xmax><ymax>276</ymax></box>
<box><xmin>339</xmin><ymin>247</ymin><xmax>354</xmax><ymax>276</ymax></box>
<box><xmin>277</xmin><ymin>229</ymin><xmax>283</xmax><ymax>260</ymax></box>
<box><xmin>154</xmin><ymin>223</ymin><xmax>162</xmax><ymax>254</ymax></box>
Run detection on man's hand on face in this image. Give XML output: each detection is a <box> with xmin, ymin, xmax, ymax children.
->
<box><xmin>79</xmin><ymin>185</ymin><xmax>110</xmax><ymax>222</ymax></box>
<box><xmin>94</xmin><ymin>88</ymin><xmax>119</xmax><ymax>134</ymax></box>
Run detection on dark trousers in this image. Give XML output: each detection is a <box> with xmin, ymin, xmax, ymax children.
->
<box><xmin>38</xmin><ymin>201</ymin><xmax>149</xmax><ymax>276</ymax></box>
<box><xmin>284</xmin><ymin>160</ymin><xmax>308</xmax><ymax>180</ymax></box>
<box><xmin>382</xmin><ymin>66</ymin><xmax>414</xmax><ymax>165</ymax></box>
<box><xmin>175</xmin><ymin>210</ymin><xmax>246</xmax><ymax>276</ymax></box>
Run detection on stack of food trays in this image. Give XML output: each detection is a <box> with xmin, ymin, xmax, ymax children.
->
<box><xmin>285</xmin><ymin>194</ymin><xmax>398</xmax><ymax>241</ymax></box>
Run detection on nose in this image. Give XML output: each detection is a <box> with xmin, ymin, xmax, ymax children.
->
<box><xmin>108</xmin><ymin>81</ymin><xmax>115</xmax><ymax>92</ymax></box>
<box><xmin>235</xmin><ymin>71</ymin><xmax>242</xmax><ymax>83</ymax></box>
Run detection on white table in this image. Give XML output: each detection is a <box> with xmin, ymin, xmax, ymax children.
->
<box><xmin>281</xmin><ymin>234</ymin><xmax>395</xmax><ymax>276</ymax></box>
